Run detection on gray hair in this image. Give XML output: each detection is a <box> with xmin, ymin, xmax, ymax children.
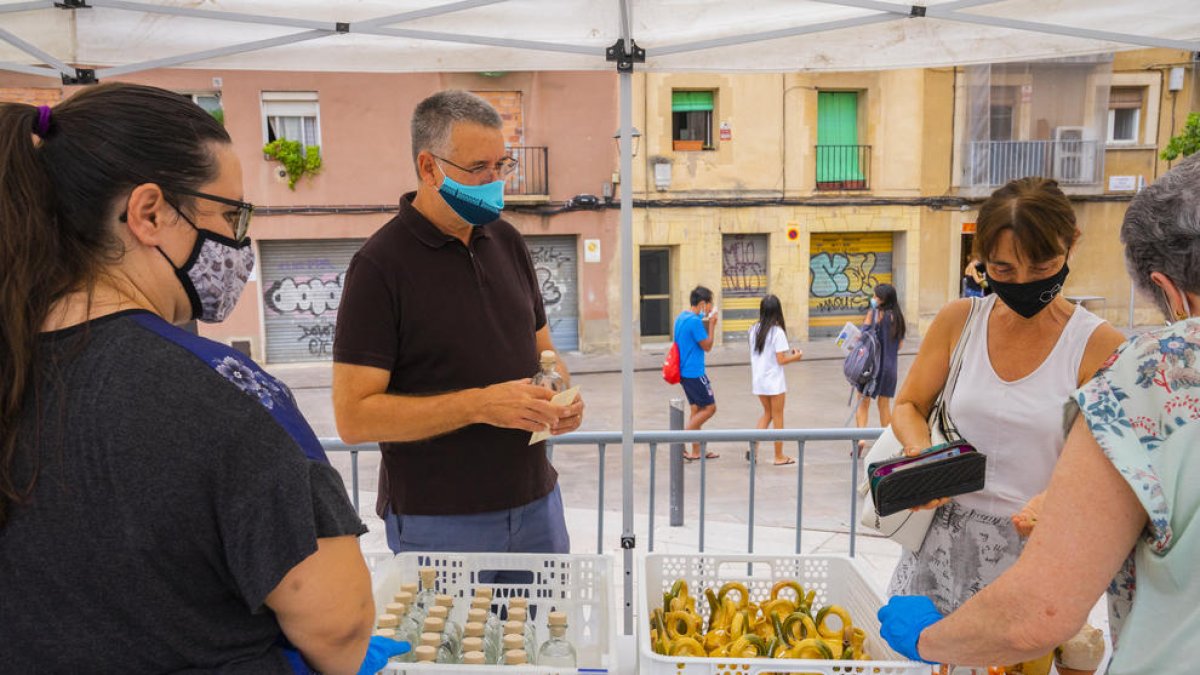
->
<box><xmin>410</xmin><ymin>90</ymin><xmax>502</xmax><ymax>166</ymax></box>
<box><xmin>1122</xmin><ymin>152</ymin><xmax>1200</xmax><ymax>318</ymax></box>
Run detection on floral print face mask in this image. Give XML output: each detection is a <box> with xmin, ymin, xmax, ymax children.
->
<box><xmin>158</xmin><ymin>216</ymin><xmax>255</xmax><ymax>323</ymax></box>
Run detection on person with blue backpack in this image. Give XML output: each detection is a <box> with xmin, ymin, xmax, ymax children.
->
<box><xmin>853</xmin><ymin>283</ymin><xmax>906</xmax><ymax>455</ymax></box>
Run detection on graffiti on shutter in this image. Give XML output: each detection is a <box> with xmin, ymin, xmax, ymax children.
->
<box><xmin>261</xmin><ymin>239</ymin><xmax>365</xmax><ymax>363</ymax></box>
<box><xmin>808</xmin><ymin>231</ymin><xmax>893</xmax><ymax>338</ymax></box>
<box><xmin>721</xmin><ymin>234</ymin><xmax>769</xmax><ymax>342</ymax></box>
<box><xmin>525</xmin><ymin>235</ymin><xmax>579</xmax><ymax>351</ymax></box>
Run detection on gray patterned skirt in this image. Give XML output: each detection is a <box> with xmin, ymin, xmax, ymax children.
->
<box><xmin>887</xmin><ymin>500</ymin><xmax>1025</xmax><ymax>615</ymax></box>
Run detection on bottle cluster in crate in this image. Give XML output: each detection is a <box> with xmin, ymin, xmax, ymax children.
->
<box><xmin>373</xmin><ymin>567</ymin><xmax>578</xmax><ymax>667</ymax></box>
<box><xmin>650</xmin><ymin>579</ymin><xmax>871</xmax><ymax>660</ymax></box>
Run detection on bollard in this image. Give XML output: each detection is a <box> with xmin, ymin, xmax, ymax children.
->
<box><xmin>669</xmin><ymin>398</ymin><xmax>685</xmax><ymax>526</ymax></box>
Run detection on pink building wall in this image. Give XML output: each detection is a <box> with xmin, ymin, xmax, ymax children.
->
<box><xmin>8</xmin><ymin>69</ymin><xmax>621</xmax><ymax>358</ymax></box>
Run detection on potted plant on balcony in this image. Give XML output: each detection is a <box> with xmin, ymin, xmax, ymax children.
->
<box><xmin>263</xmin><ymin>139</ymin><xmax>322</xmax><ymax>190</ymax></box>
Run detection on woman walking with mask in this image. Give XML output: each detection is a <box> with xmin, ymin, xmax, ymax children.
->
<box><xmin>854</xmin><ymin>283</ymin><xmax>905</xmax><ymax>455</ymax></box>
<box><xmin>885</xmin><ymin>177</ymin><xmax>1125</xmax><ymax>622</ymax></box>
<box><xmin>0</xmin><ymin>84</ymin><xmax>403</xmax><ymax>673</ymax></box>
<box><xmin>748</xmin><ymin>295</ymin><xmax>804</xmax><ymax>465</ymax></box>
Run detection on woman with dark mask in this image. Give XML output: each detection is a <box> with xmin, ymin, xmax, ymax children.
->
<box><xmin>879</xmin><ymin>146</ymin><xmax>1200</xmax><ymax>675</ymax></box>
<box><xmin>0</xmin><ymin>84</ymin><xmax>404</xmax><ymax>673</ymax></box>
<box><xmin>885</xmin><ymin>177</ymin><xmax>1126</xmax><ymax>622</ymax></box>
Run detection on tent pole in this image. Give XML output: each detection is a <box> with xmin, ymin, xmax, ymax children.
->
<box><xmin>618</xmin><ymin>61</ymin><xmax>636</xmax><ymax>642</ymax></box>
<box><xmin>0</xmin><ymin>26</ymin><xmax>73</xmax><ymax>76</ymax></box>
<box><xmin>616</xmin><ymin>0</ymin><xmax>637</xmax><ymax>639</ymax></box>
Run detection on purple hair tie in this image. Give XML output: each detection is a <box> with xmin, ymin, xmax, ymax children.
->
<box><xmin>34</xmin><ymin>105</ymin><xmax>51</xmax><ymax>137</ymax></box>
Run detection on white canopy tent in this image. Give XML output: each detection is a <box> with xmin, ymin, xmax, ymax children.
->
<box><xmin>2</xmin><ymin>0</ymin><xmax>1197</xmax><ymax>635</ymax></box>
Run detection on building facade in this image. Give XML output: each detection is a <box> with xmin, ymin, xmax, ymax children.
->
<box><xmin>628</xmin><ymin>50</ymin><xmax>1199</xmax><ymax>347</ymax></box>
<box><xmin>2</xmin><ymin>48</ymin><xmax>1195</xmax><ymax>359</ymax></box>
<box><xmin>1</xmin><ymin>69</ymin><xmax>622</xmax><ymax>361</ymax></box>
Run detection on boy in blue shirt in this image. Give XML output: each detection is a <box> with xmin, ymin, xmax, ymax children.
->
<box><xmin>674</xmin><ymin>285</ymin><xmax>720</xmax><ymax>460</ymax></box>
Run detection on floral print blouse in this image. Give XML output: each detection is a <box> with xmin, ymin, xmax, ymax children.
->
<box><xmin>1073</xmin><ymin>318</ymin><xmax>1200</xmax><ymax>673</ymax></box>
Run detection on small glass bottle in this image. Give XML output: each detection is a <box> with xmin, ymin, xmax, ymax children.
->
<box><xmin>413</xmin><ymin>645</ymin><xmax>437</xmax><ymax>663</ymax></box>
<box><xmin>376</xmin><ymin>614</ymin><xmax>399</xmax><ymax>632</ymax></box>
<box><xmin>375</xmin><ymin>626</ymin><xmax>411</xmax><ymax>664</ymax></box>
<box><xmin>537</xmin><ymin>611</ymin><xmax>577</xmax><ymax>667</ymax></box>
<box><xmin>383</xmin><ymin>602</ymin><xmax>406</xmax><ymax>622</ymax></box>
<box><xmin>389</xmin><ymin>603</ymin><xmax>420</xmax><ymax>662</ymax></box>
<box><xmin>471</xmin><ymin>597</ymin><xmax>502</xmax><ymax>644</ymax></box>
<box><xmin>415</xmin><ymin>568</ymin><xmax>438</xmax><ymax>615</ymax></box>
<box><xmin>462</xmin><ymin>636</ymin><xmax>484</xmax><ymax>658</ymax></box>
<box><xmin>466</xmin><ymin>612</ymin><xmax>497</xmax><ymax>660</ymax></box>
<box><xmin>434</xmin><ymin>595</ymin><xmax>464</xmax><ymax>647</ymax></box>
<box><xmin>531</xmin><ymin>350</ymin><xmax>565</xmax><ymax>392</ymax></box>
<box><xmin>375</xmin><ymin>615</ymin><xmax>410</xmax><ymax>663</ymax></box>
<box><xmin>504</xmin><ymin>649</ymin><xmax>529</xmax><ymax>666</ymax></box>
<box><xmin>506</xmin><ymin>607</ymin><xmax>538</xmax><ymax>659</ymax></box>
<box><xmin>463</xmin><ymin>650</ymin><xmax>487</xmax><ymax>665</ymax></box>
<box><xmin>427</xmin><ymin>605</ymin><xmax>462</xmax><ymax>657</ymax></box>
<box><xmin>422</xmin><ymin>616</ymin><xmax>457</xmax><ymax>665</ymax></box>
<box><xmin>496</xmin><ymin>633</ymin><xmax>525</xmax><ymax>665</ymax></box>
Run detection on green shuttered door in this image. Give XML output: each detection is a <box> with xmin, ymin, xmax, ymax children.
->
<box><xmin>817</xmin><ymin>92</ymin><xmax>863</xmax><ymax>185</ymax></box>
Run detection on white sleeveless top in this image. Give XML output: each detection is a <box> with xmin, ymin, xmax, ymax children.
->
<box><xmin>948</xmin><ymin>294</ymin><xmax>1105</xmax><ymax>515</ymax></box>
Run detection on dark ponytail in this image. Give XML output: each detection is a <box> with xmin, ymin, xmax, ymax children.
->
<box><xmin>873</xmin><ymin>283</ymin><xmax>906</xmax><ymax>342</ymax></box>
<box><xmin>0</xmin><ymin>83</ymin><xmax>230</xmax><ymax>528</ymax></box>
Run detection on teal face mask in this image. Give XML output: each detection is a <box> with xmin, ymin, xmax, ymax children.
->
<box><xmin>436</xmin><ymin>162</ymin><xmax>505</xmax><ymax>226</ymax></box>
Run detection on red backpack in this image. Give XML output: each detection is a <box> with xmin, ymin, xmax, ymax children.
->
<box><xmin>662</xmin><ymin>342</ymin><xmax>681</xmax><ymax>384</ymax></box>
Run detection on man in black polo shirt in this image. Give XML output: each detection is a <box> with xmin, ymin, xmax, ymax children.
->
<box><xmin>332</xmin><ymin>90</ymin><xmax>583</xmax><ymax>554</ymax></box>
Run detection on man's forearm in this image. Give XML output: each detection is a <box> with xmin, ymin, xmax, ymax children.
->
<box><xmin>342</xmin><ymin>388</ymin><xmax>479</xmax><ymax>444</ymax></box>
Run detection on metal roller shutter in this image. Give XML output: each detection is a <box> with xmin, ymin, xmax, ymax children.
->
<box><xmin>808</xmin><ymin>231</ymin><xmax>893</xmax><ymax>339</ymax></box>
<box><xmin>721</xmin><ymin>234</ymin><xmax>769</xmax><ymax>342</ymax></box>
<box><xmin>260</xmin><ymin>239</ymin><xmax>365</xmax><ymax>363</ymax></box>
<box><xmin>524</xmin><ymin>235</ymin><xmax>580</xmax><ymax>352</ymax></box>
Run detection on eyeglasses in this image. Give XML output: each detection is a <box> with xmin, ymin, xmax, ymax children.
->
<box><xmin>170</xmin><ymin>186</ymin><xmax>255</xmax><ymax>241</ymax></box>
<box><xmin>433</xmin><ymin>154</ymin><xmax>519</xmax><ymax>180</ymax></box>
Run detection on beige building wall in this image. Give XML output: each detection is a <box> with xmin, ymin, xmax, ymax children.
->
<box><xmin>627</xmin><ymin>69</ymin><xmax>953</xmax><ymax>343</ymax></box>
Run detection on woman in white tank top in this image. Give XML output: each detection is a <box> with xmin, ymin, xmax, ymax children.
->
<box><xmin>887</xmin><ymin>178</ymin><xmax>1125</xmax><ymax>617</ymax></box>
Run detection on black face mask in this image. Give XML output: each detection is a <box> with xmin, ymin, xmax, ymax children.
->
<box><xmin>988</xmin><ymin>262</ymin><xmax>1070</xmax><ymax>319</ymax></box>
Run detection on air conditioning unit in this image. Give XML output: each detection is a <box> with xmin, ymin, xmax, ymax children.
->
<box><xmin>1052</xmin><ymin>126</ymin><xmax>1093</xmax><ymax>183</ymax></box>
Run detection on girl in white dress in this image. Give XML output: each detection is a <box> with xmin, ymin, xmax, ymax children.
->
<box><xmin>748</xmin><ymin>294</ymin><xmax>804</xmax><ymax>465</ymax></box>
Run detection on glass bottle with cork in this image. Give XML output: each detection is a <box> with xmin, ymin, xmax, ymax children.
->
<box><xmin>496</xmin><ymin>633</ymin><xmax>525</xmax><ymax>664</ymax></box>
<box><xmin>415</xmin><ymin>568</ymin><xmax>438</xmax><ymax>616</ymax></box>
<box><xmin>537</xmin><ymin>611</ymin><xmax>577</xmax><ymax>666</ymax></box>
<box><xmin>427</xmin><ymin>604</ymin><xmax>461</xmax><ymax>657</ymax></box>
<box><xmin>506</xmin><ymin>606</ymin><xmax>538</xmax><ymax>658</ymax></box>
<box><xmin>531</xmin><ymin>350</ymin><xmax>564</xmax><ymax>392</ymax></box>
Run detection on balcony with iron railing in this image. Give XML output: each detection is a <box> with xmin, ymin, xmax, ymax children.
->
<box><xmin>504</xmin><ymin>145</ymin><xmax>548</xmax><ymax>200</ymax></box>
<box><xmin>965</xmin><ymin>139</ymin><xmax>1103</xmax><ymax>188</ymax></box>
<box><xmin>815</xmin><ymin>144</ymin><xmax>871</xmax><ymax>191</ymax></box>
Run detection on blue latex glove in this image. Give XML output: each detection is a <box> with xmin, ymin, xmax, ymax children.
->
<box><xmin>357</xmin><ymin>636</ymin><xmax>411</xmax><ymax>675</ymax></box>
<box><xmin>877</xmin><ymin>595</ymin><xmax>943</xmax><ymax>664</ymax></box>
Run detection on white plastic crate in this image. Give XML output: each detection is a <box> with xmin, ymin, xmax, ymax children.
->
<box><xmin>369</xmin><ymin>551</ymin><xmax>616</xmax><ymax>674</ymax></box>
<box><xmin>640</xmin><ymin>553</ymin><xmax>929</xmax><ymax>675</ymax></box>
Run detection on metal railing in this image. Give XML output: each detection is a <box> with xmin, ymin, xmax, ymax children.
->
<box><xmin>965</xmin><ymin>139</ymin><xmax>1102</xmax><ymax>186</ymax></box>
<box><xmin>321</xmin><ymin>426</ymin><xmax>883</xmax><ymax>557</ymax></box>
<box><xmin>815</xmin><ymin>144</ymin><xmax>871</xmax><ymax>191</ymax></box>
<box><xmin>322</xmin><ymin>421</ymin><xmax>884</xmax><ymax>636</ymax></box>
<box><xmin>505</xmin><ymin>146</ymin><xmax>548</xmax><ymax>196</ymax></box>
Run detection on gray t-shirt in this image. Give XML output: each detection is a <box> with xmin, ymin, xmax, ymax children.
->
<box><xmin>0</xmin><ymin>310</ymin><xmax>366</xmax><ymax>673</ymax></box>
